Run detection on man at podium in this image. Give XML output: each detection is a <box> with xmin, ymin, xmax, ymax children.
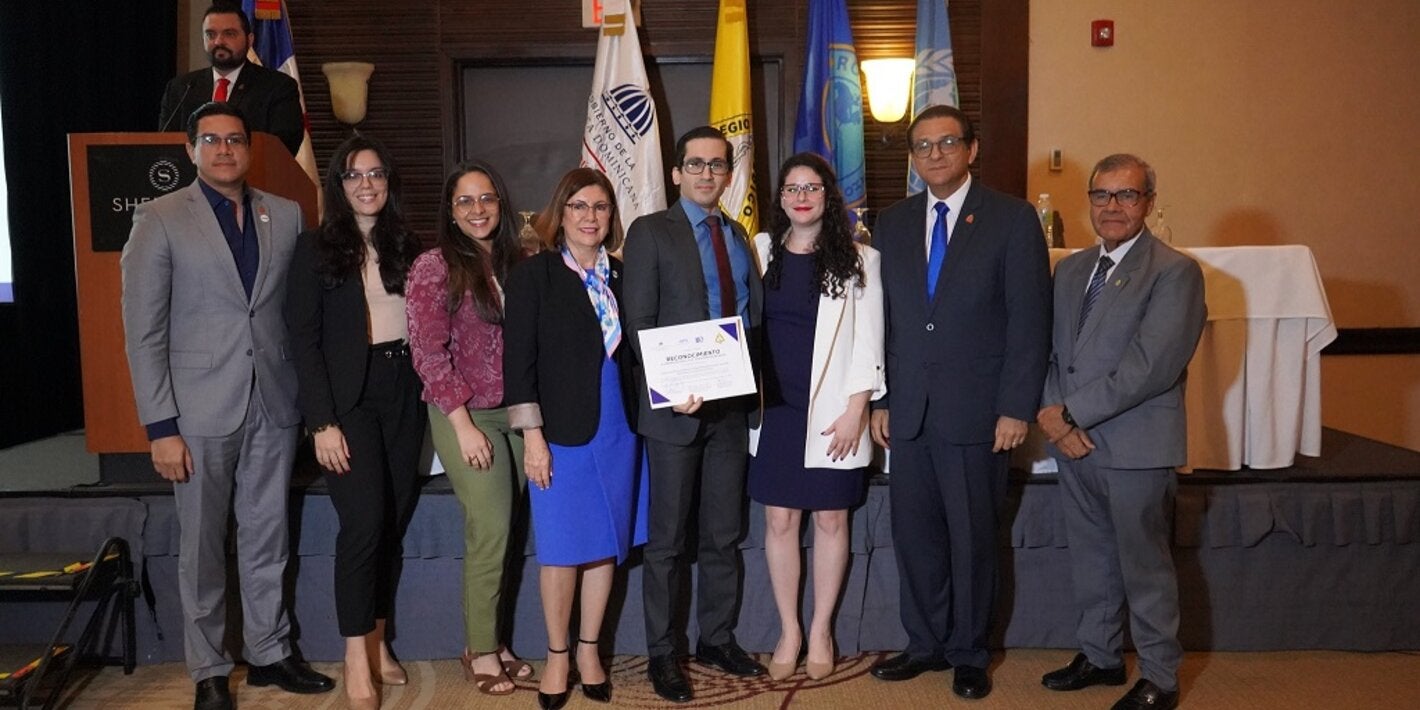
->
<box><xmin>158</xmin><ymin>4</ymin><xmax>303</xmax><ymax>156</ymax></box>
<box><xmin>122</xmin><ymin>102</ymin><xmax>332</xmax><ymax>710</ymax></box>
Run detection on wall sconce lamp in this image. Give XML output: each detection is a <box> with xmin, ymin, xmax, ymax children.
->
<box><xmin>861</xmin><ymin>58</ymin><xmax>915</xmax><ymax>144</ymax></box>
<box><xmin>321</xmin><ymin>62</ymin><xmax>375</xmax><ymax>125</ymax></box>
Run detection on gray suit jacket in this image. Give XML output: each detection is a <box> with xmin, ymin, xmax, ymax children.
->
<box><xmin>622</xmin><ymin>201</ymin><xmax>764</xmax><ymax>446</ymax></box>
<box><xmin>121</xmin><ymin>180</ymin><xmax>303</xmax><ymax>438</ymax></box>
<box><xmin>1043</xmin><ymin>230</ymin><xmax>1206</xmax><ymax>469</ymax></box>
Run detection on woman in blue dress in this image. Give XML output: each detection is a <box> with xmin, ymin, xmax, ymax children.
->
<box><xmin>503</xmin><ymin>167</ymin><xmax>648</xmax><ymax>710</ymax></box>
<box><xmin>748</xmin><ymin>153</ymin><xmax>886</xmax><ymax>681</ymax></box>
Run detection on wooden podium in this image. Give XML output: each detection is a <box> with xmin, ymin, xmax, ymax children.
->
<box><xmin>68</xmin><ymin>132</ymin><xmax>317</xmax><ymax>455</ymax></box>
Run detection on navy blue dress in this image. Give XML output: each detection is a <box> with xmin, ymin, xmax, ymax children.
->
<box><xmin>748</xmin><ymin>250</ymin><xmax>867</xmax><ymax>510</ymax></box>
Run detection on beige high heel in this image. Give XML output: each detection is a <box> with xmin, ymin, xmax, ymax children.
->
<box><xmin>767</xmin><ymin>640</ymin><xmax>801</xmax><ymax>681</ymax></box>
<box><xmin>344</xmin><ymin>663</ymin><xmax>381</xmax><ymax>709</ymax></box>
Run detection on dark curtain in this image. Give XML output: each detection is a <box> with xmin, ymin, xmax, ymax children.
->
<box><xmin>0</xmin><ymin>3</ymin><xmax>176</xmax><ymax>447</ymax></box>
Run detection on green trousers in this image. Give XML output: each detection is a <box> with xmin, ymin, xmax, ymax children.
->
<box><xmin>427</xmin><ymin>404</ymin><xmax>527</xmax><ymax>652</ymax></box>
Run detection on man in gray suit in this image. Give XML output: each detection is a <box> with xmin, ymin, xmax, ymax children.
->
<box><xmin>122</xmin><ymin>103</ymin><xmax>332</xmax><ymax>710</ymax></box>
<box><xmin>623</xmin><ymin>125</ymin><xmax>766</xmax><ymax>703</ymax></box>
<box><xmin>1036</xmin><ymin>154</ymin><xmax>1205</xmax><ymax>710</ymax></box>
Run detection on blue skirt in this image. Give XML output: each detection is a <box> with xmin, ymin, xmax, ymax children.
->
<box><xmin>529</xmin><ymin>356</ymin><xmax>648</xmax><ymax>566</ymax></box>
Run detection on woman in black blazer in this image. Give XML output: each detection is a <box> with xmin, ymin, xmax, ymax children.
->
<box><xmin>503</xmin><ymin>168</ymin><xmax>647</xmax><ymax>710</ymax></box>
<box><xmin>284</xmin><ymin>134</ymin><xmax>423</xmax><ymax>710</ymax></box>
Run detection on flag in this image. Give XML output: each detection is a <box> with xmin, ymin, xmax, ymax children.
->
<box><xmin>709</xmin><ymin>0</ymin><xmax>758</xmax><ymax>236</ymax></box>
<box><xmin>907</xmin><ymin>0</ymin><xmax>960</xmax><ymax>195</ymax></box>
<box><xmin>792</xmin><ymin>0</ymin><xmax>866</xmax><ymax>213</ymax></box>
<box><xmin>242</xmin><ymin>0</ymin><xmax>318</xmax><ymax>185</ymax></box>
<box><xmin>580</xmin><ymin>0</ymin><xmax>666</xmax><ymax>236</ymax></box>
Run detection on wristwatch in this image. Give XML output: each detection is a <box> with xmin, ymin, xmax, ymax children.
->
<box><xmin>1061</xmin><ymin>406</ymin><xmax>1077</xmax><ymax>428</ymax></box>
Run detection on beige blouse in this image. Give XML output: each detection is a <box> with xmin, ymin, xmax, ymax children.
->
<box><xmin>363</xmin><ymin>245</ymin><xmax>408</xmax><ymax>344</ymax></box>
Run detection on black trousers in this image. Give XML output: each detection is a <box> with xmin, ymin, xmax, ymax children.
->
<box><xmin>326</xmin><ymin>343</ymin><xmax>425</xmax><ymax>637</ymax></box>
<box><xmin>641</xmin><ymin>403</ymin><xmax>749</xmax><ymax>658</ymax></box>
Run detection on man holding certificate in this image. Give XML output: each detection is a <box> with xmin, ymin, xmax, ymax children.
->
<box><xmin>623</xmin><ymin>126</ymin><xmax>766</xmax><ymax>703</ymax></box>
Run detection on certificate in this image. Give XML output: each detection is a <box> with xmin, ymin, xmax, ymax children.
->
<box><xmin>637</xmin><ymin>316</ymin><xmax>756</xmax><ymax>409</ymax></box>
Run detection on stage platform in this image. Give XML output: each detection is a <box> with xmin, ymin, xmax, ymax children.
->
<box><xmin>2</xmin><ymin>428</ymin><xmax>1417</xmax><ymax>665</ymax></box>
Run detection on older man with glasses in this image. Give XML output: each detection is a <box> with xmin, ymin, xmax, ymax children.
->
<box><xmin>867</xmin><ymin>104</ymin><xmax>1051</xmax><ymax>700</ymax></box>
<box><xmin>1035</xmin><ymin>154</ymin><xmax>1204</xmax><ymax>710</ymax></box>
<box><xmin>622</xmin><ymin>125</ymin><xmax>767</xmax><ymax>703</ymax></box>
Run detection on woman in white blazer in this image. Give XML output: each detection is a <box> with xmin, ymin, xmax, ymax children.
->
<box><xmin>748</xmin><ymin>152</ymin><xmax>885</xmax><ymax>681</ymax></box>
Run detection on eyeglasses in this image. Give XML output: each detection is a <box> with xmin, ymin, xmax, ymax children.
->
<box><xmin>453</xmin><ymin>194</ymin><xmax>500</xmax><ymax>211</ymax></box>
<box><xmin>780</xmin><ymin>183</ymin><xmax>825</xmax><ymax>196</ymax></box>
<box><xmin>681</xmin><ymin>158</ymin><xmax>731</xmax><ymax>175</ymax></box>
<box><xmin>340</xmin><ymin>168</ymin><xmax>389</xmax><ymax>185</ymax></box>
<box><xmin>910</xmin><ymin>135</ymin><xmax>966</xmax><ymax>158</ymax></box>
<box><xmin>196</xmin><ymin>133</ymin><xmax>248</xmax><ymax>148</ymax></box>
<box><xmin>1087</xmin><ymin>188</ymin><xmax>1151</xmax><ymax>207</ymax></box>
<box><xmin>565</xmin><ymin>201</ymin><xmax>613</xmax><ymax>217</ymax></box>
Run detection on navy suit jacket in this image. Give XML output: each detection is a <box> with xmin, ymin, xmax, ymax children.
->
<box><xmin>159</xmin><ymin>62</ymin><xmax>304</xmax><ymax>156</ymax></box>
<box><xmin>875</xmin><ymin>180</ymin><xmax>1052</xmax><ymax>444</ymax></box>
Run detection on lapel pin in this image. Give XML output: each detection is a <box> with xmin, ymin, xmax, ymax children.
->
<box><xmin>1113</xmin><ymin>278</ymin><xmax>1123</xmax><ymax>286</ymax></box>
<box><xmin>965</xmin><ymin>214</ymin><xmax>975</xmax><ymax>224</ymax></box>
<box><xmin>258</xmin><ymin>208</ymin><xmax>270</xmax><ymax>223</ymax></box>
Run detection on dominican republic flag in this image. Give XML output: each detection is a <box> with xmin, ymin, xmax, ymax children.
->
<box><xmin>907</xmin><ymin>0</ymin><xmax>961</xmax><ymax>196</ymax></box>
<box><xmin>792</xmin><ymin>0</ymin><xmax>866</xmax><ymax>214</ymax></box>
<box><xmin>242</xmin><ymin>0</ymin><xmax>318</xmax><ymax>185</ymax></box>
<box><xmin>581</xmin><ymin>0</ymin><xmax>666</xmax><ymax>236</ymax></box>
<box><xmin>709</xmin><ymin>0</ymin><xmax>758</xmax><ymax>237</ymax></box>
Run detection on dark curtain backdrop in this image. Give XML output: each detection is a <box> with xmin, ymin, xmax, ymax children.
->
<box><xmin>0</xmin><ymin>3</ymin><xmax>176</xmax><ymax>448</ymax></box>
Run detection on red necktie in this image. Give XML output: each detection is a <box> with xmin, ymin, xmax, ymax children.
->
<box><xmin>214</xmin><ymin>77</ymin><xmax>230</xmax><ymax>102</ymax></box>
<box><xmin>708</xmin><ymin>218</ymin><xmax>738</xmax><ymax>318</ymax></box>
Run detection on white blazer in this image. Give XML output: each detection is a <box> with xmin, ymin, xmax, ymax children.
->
<box><xmin>749</xmin><ymin>233</ymin><xmax>886</xmax><ymax>469</ymax></box>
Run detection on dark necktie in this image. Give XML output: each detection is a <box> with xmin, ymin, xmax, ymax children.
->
<box><xmin>708</xmin><ymin>217</ymin><xmax>738</xmax><ymax>318</ymax></box>
<box><xmin>1077</xmin><ymin>254</ymin><xmax>1115</xmax><ymax>336</ymax></box>
<box><xmin>214</xmin><ymin>77</ymin><xmax>230</xmax><ymax>102</ymax></box>
<box><xmin>925</xmin><ymin>202</ymin><xmax>949</xmax><ymax>301</ymax></box>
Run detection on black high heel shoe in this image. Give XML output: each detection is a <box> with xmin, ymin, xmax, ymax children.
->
<box><xmin>537</xmin><ymin>647</ymin><xmax>570</xmax><ymax>710</ymax></box>
<box><xmin>577</xmin><ymin>638</ymin><xmax>612</xmax><ymax>703</ymax></box>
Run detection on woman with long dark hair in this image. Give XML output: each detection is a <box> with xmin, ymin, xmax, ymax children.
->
<box><xmin>284</xmin><ymin>134</ymin><xmax>425</xmax><ymax>709</ymax></box>
<box><xmin>406</xmin><ymin>161</ymin><xmax>532</xmax><ymax>696</ymax></box>
<box><xmin>748</xmin><ymin>152</ymin><xmax>885</xmax><ymax>681</ymax></box>
<box><xmin>503</xmin><ymin>167</ymin><xmax>648</xmax><ymax>710</ymax></box>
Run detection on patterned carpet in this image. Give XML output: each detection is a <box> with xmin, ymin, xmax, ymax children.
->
<box><xmin>54</xmin><ymin>649</ymin><xmax>1420</xmax><ymax>709</ymax></box>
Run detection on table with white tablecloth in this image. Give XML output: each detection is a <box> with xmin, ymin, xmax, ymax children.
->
<box><xmin>1022</xmin><ymin>245</ymin><xmax>1337</xmax><ymax>472</ymax></box>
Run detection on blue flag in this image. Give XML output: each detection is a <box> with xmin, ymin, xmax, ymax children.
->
<box><xmin>907</xmin><ymin>0</ymin><xmax>960</xmax><ymax>195</ymax></box>
<box><xmin>792</xmin><ymin>0</ymin><xmax>866</xmax><ymax>212</ymax></box>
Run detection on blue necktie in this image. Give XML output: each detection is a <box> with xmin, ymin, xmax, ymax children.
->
<box><xmin>926</xmin><ymin>202</ymin><xmax>949</xmax><ymax>301</ymax></box>
<box><xmin>1077</xmin><ymin>254</ymin><xmax>1114</xmax><ymax>336</ymax></box>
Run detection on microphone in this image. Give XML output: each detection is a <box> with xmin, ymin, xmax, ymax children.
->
<box><xmin>159</xmin><ymin>80</ymin><xmax>194</xmax><ymax>133</ymax></box>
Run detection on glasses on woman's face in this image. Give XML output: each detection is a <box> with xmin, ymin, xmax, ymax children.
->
<box><xmin>780</xmin><ymin>183</ymin><xmax>825</xmax><ymax>197</ymax></box>
<box><xmin>565</xmin><ymin>201</ymin><xmax>613</xmax><ymax>218</ymax></box>
<box><xmin>453</xmin><ymin>193</ymin><xmax>500</xmax><ymax>212</ymax></box>
<box><xmin>340</xmin><ymin>168</ymin><xmax>389</xmax><ymax>185</ymax></box>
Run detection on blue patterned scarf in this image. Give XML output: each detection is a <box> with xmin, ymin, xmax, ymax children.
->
<box><xmin>560</xmin><ymin>246</ymin><xmax>621</xmax><ymax>358</ymax></box>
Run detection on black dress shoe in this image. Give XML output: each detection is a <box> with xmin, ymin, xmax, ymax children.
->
<box><xmin>647</xmin><ymin>654</ymin><xmax>693</xmax><ymax>703</ymax></box>
<box><xmin>694</xmin><ymin>641</ymin><xmax>766</xmax><ymax>677</ymax></box>
<box><xmin>538</xmin><ymin>688</ymin><xmax>571</xmax><ymax>710</ymax></box>
<box><xmin>1043</xmin><ymin>653</ymin><xmax>1128</xmax><ymax>691</ymax></box>
<box><xmin>869</xmin><ymin>652</ymin><xmax>951</xmax><ymax>681</ymax></box>
<box><xmin>246</xmin><ymin>656</ymin><xmax>335</xmax><ymax>694</ymax></box>
<box><xmin>1112</xmin><ymin>679</ymin><xmax>1179</xmax><ymax>710</ymax></box>
<box><xmin>194</xmin><ymin>676</ymin><xmax>233</xmax><ymax>710</ymax></box>
<box><xmin>952</xmin><ymin>665</ymin><xmax>992</xmax><ymax>700</ymax></box>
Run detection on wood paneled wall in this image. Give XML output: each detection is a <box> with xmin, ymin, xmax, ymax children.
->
<box><xmin>288</xmin><ymin>0</ymin><xmax>1027</xmax><ymax>239</ymax></box>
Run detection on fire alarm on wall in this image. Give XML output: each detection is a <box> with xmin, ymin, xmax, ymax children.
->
<box><xmin>1092</xmin><ymin>20</ymin><xmax>1114</xmax><ymax>47</ymax></box>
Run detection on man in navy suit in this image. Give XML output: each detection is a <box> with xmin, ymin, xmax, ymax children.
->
<box><xmin>158</xmin><ymin>4</ymin><xmax>304</xmax><ymax>156</ymax></box>
<box><xmin>868</xmin><ymin>105</ymin><xmax>1051</xmax><ymax>699</ymax></box>
<box><xmin>1037</xmin><ymin>154</ymin><xmax>1204</xmax><ymax>710</ymax></box>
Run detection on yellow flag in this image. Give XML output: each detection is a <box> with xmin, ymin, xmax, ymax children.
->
<box><xmin>709</xmin><ymin>0</ymin><xmax>757</xmax><ymax>236</ymax></box>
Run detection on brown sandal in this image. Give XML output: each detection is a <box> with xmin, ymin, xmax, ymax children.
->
<box><xmin>461</xmin><ymin>648</ymin><xmax>516</xmax><ymax>696</ymax></box>
<box><xmin>498</xmin><ymin>645</ymin><xmax>535</xmax><ymax>680</ymax></box>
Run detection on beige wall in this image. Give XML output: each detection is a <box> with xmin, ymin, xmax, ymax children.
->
<box><xmin>1029</xmin><ymin>0</ymin><xmax>1420</xmax><ymax>450</ymax></box>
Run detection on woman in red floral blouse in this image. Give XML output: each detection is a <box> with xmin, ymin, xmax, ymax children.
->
<box><xmin>406</xmin><ymin>161</ymin><xmax>531</xmax><ymax>695</ymax></box>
